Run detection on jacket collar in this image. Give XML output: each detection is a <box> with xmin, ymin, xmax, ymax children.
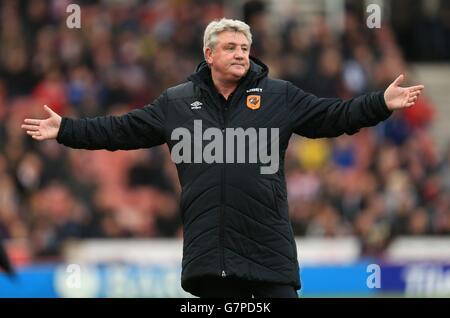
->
<box><xmin>188</xmin><ymin>56</ymin><xmax>269</xmax><ymax>92</ymax></box>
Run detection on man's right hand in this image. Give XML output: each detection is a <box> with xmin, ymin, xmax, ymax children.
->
<box><xmin>21</xmin><ymin>105</ymin><xmax>62</xmax><ymax>141</ymax></box>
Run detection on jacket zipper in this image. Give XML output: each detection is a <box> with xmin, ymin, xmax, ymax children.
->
<box><xmin>218</xmin><ymin>85</ymin><xmax>251</xmax><ymax>279</ymax></box>
<box><xmin>201</xmin><ymin>82</ymin><xmax>251</xmax><ymax>279</ymax></box>
<box><xmin>220</xmin><ymin>101</ymin><xmax>228</xmax><ymax>278</ymax></box>
<box><xmin>199</xmin><ymin>87</ymin><xmax>227</xmax><ymax>279</ymax></box>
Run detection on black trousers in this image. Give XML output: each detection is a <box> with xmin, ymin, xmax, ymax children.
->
<box><xmin>195</xmin><ymin>277</ymin><xmax>298</xmax><ymax>298</ymax></box>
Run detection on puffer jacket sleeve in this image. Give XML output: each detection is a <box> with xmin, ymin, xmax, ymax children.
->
<box><xmin>286</xmin><ymin>82</ymin><xmax>392</xmax><ymax>138</ymax></box>
<box><xmin>56</xmin><ymin>91</ymin><xmax>167</xmax><ymax>150</ymax></box>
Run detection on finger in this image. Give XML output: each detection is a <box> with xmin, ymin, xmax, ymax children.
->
<box><xmin>27</xmin><ymin>130</ymin><xmax>41</xmax><ymax>136</ymax></box>
<box><xmin>44</xmin><ymin>105</ymin><xmax>56</xmax><ymax>116</ymax></box>
<box><xmin>21</xmin><ymin>124</ymin><xmax>40</xmax><ymax>131</ymax></box>
<box><xmin>408</xmin><ymin>85</ymin><xmax>425</xmax><ymax>91</ymax></box>
<box><xmin>31</xmin><ymin>135</ymin><xmax>44</xmax><ymax>141</ymax></box>
<box><xmin>393</xmin><ymin>74</ymin><xmax>405</xmax><ymax>86</ymax></box>
<box><xmin>409</xmin><ymin>89</ymin><xmax>423</xmax><ymax>96</ymax></box>
<box><xmin>411</xmin><ymin>89</ymin><xmax>423</xmax><ymax>95</ymax></box>
<box><xmin>23</xmin><ymin>119</ymin><xmax>41</xmax><ymax>125</ymax></box>
<box><xmin>406</xmin><ymin>91</ymin><xmax>412</xmax><ymax>100</ymax></box>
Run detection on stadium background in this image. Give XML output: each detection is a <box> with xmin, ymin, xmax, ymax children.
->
<box><xmin>0</xmin><ymin>0</ymin><xmax>449</xmax><ymax>297</ymax></box>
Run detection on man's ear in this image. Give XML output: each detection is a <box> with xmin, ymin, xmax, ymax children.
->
<box><xmin>205</xmin><ymin>47</ymin><xmax>213</xmax><ymax>65</ymax></box>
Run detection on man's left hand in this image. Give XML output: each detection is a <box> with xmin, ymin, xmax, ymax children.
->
<box><xmin>384</xmin><ymin>74</ymin><xmax>425</xmax><ymax>111</ymax></box>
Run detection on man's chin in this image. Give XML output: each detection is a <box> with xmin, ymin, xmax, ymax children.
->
<box><xmin>229</xmin><ymin>70</ymin><xmax>247</xmax><ymax>80</ymax></box>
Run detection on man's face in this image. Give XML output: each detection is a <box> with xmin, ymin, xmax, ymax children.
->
<box><xmin>205</xmin><ymin>31</ymin><xmax>250</xmax><ymax>82</ymax></box>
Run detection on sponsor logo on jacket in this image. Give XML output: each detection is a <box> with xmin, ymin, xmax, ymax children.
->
<box><xmin>190</xmin><ymin>101</ymin><xmax>203</xmax><ymax>109</ymax></box>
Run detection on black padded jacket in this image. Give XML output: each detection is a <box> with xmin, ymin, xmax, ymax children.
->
<box><xmin>56</xmin><ymin>57</ymin><xmax>392</xmax><ymax>296</ymax></box>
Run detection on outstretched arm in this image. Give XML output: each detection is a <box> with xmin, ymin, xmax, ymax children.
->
<box><xmin>288</xmin><ymin>74</ymin><xmax>425</xmax><ymax>138</ymax></box>
<box><xmin>21</xmin><ymin>92</ymin><xmax>167</xmax><ymax>150</ymax></box>
<box><xmin>21</xmin><ymin>105</ymin><xmax>61</xmax><ymax>141</ymax></box>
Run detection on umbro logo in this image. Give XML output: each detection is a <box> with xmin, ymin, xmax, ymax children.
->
<box><xmin>190</xmin><ymin>101</ymin><xmax>203</xmax><ymax>109</ymax></box>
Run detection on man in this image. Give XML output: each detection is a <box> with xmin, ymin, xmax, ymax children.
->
<box><xmin>21</xmin><ymin>18</ymin><xmax>424</xmax><ymax>298</ymax></box>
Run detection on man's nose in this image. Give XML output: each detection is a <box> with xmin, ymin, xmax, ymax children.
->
<box><xmin>234</xmin><ymin>48</ymin><xmax>245</xmax><ymax>59</ymax></box>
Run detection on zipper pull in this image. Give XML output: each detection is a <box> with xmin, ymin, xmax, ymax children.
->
<box><xmin>221</xmin><ymin>270</ymin><xmax>226</xmax><ymax>278</ymax></box>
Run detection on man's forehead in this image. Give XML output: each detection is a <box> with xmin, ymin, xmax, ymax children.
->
<box><xmin>217</xmin><ymin>31</ymin><xmax>249</xmax><ymax>45</ymax></box>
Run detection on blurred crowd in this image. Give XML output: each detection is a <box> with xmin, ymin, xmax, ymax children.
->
<box><xmin>0</xmin><ymin>0</ymin><xmax>448</xmax><ymax>261</ymax></box>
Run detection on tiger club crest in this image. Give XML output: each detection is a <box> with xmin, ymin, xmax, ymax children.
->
<box><xmin>246</xmin><ymin>95</ymin><xmax>261</xmax><ymax>110</ymax></box>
